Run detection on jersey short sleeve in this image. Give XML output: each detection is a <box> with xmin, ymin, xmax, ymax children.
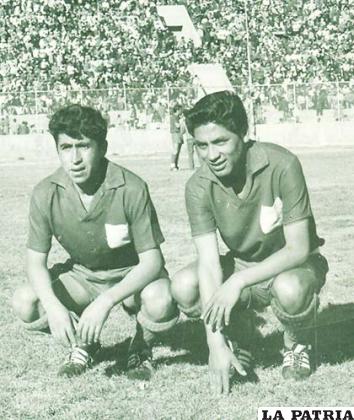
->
<box><xmin>280</xmin><ymin>156</ymin><xmax>313</xmax><ymax>225</ymax></box>
<box><xmin>185</xmin><ymin>177</ymin><xmax>217</xmax><ymax>237</ymax></box>
<box><xmin>124</xmin><ymin>182</ymin><xmax>164</xmax><ymax>253</ymax></box>
<box><xmin>27</xmin><ymin>187</ymin><xmax>52</xmax><ymax>253</ymax></box>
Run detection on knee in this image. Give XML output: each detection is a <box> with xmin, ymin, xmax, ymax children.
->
<box><xmin>141</xmin><ymin>278</ymin><xmax>176</xmax><ymax>321</ymax></box>
<box><xmin>271</xmin><ymin>271</ymin><xmax>313</xmax><ymax>315</ymax></box>
<box><xmin>12</xmin><ymin>284</ymin><xmax>39</xmax><ymax>320</ymax></box>
<box><xmin>171</xmin><ymin>266</ymin><xmax>199</xmax><ymax>307</ymax></box>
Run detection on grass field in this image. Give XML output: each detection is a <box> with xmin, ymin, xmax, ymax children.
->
<box><xmin>1</xmin><ymin>147</ymin><xmax>354</xmax><ymax>419</ymax></box>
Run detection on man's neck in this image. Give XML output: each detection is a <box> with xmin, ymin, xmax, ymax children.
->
<box><xmin>221</xmin><ymin>148</ymin><xmax>248</xmax><ymax>194</ymax></box>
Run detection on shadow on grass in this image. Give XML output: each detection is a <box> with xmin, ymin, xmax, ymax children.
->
<box><xmin>312</xmin><ymin>302</ymin><xmax>354</xmax><ymax>366</ymax></box>
<box><xmin>95</xmin><ymin>337</ymin><xmax>131</xmax><ymax>377</ymax></box>
<box><xmin>159</xmin><ymin>302</ymin><xmax>354</xmax><ymax>370</ymax></box>
<box><xmin>251</xmin><ymin>302</ymin><xmax>354</xmax><ymax>370</ymax></box>
<box><xmin>97</xmin><ymin>303</ymin><xmax>354</xmax><ymax>376</ymax></box>
<box><xmin>158</xmin><ymin>312</ymin><xmax>268</xmax><ymax>368</ymax></box>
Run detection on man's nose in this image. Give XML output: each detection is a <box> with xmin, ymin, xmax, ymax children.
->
<box><xmin>71</xmin><ymin>146</ymin><xmax>82</xmax><ymax>163</ymax></box>
<box><xmin>208</xmin><ymin>144</ymin><xmax>220</xmax><ymax>161</ymax></box>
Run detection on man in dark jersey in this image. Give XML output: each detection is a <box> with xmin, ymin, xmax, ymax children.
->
<box><xmin>171</xmin><ymin>91</ymin><xmax>328</xmax><ymax>394</ymax></box>
<box><xmin>12</xmin><ymin>105</ymin><xmax>178</xmax><ymax>378</ymax></box>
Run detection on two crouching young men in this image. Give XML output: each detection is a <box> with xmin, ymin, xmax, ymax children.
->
<box><xmin>12</xmin><ymin>105</ymin><xmax>178</xmax><ymax>378</ymax></box>
<box><xmin>12</xmin><ymin>93</ymin><xmax>328</xmax><ymax>393</ymax></box>
<box><xmin>171</xmin><ymin>91</ymin><xmax>328</xmax><ymax>393</ymax></box>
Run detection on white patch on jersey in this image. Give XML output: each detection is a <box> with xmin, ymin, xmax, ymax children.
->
<box><xmin>105</xmin><ymin>223</ymin><xmax>130</xmax><ymax>248</ymax></box>
<box><xmin>260</xmin><ymin>197</ymin><xmax>283</xmax><ymax>234</ymax></box>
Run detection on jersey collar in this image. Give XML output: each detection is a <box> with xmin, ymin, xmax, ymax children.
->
<box><xmin>246</xmin><ymin>140</ymin><xmax>269</xmax><ymax>175</ymax></box>
<box><xmin>103</xmin><ymin>160</ymin><xmax>126</xmax><ymax>190</ymax></box>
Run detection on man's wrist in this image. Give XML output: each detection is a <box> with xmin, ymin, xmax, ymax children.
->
<box><xmin>229</xmin><ymin>273</ymin><xmax>247</xmax><ymax>290</ymax></box>
<box><xmin>97</xmin><ymin>292</ymin><xmax>116</xmax><ymax>311</ymax></box>
<box><xmin>40</xmin><ymin>294</ymin><xmax>62</xmax><ymax>313</ymax></box>
<box><xmin>206</xmin><ymin>327</ymin><xmax>226</xmax><ymax>348</ymax></box>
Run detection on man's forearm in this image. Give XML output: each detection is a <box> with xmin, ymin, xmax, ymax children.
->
<box><xmin>231</xmin><ymin>245</ymin><xmax>310</xmax><ymax>290</ymax></box>
<box><xmin>27</xmin><ymin>265</ymin><xmax>60</xmax><ymax>312</ymax></box>
<box><xmin>198</xmin><ymin>262</ymin><xmax>223</xmax><ymax>307</ymax></box>
<box><xmin>198</xmin><ymin>262</ymin><xmax>226</xmax><ymax>345</ymax></box>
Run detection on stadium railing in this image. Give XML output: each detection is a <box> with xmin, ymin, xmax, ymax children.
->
<box><xmin>0</xmin><ymin>82</ymin><xmax>353</xmax><ymax>135</ymax></box>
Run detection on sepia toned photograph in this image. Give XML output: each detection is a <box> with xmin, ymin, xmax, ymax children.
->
<box><xmin>0</xmin><ymin>1</ymin><xmax>353</xmax><ymax>418</ymax></box>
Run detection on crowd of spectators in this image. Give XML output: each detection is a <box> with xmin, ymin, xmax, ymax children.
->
<box><xmin>1</xmin><ymin>0</ymin><xmax>353</xmax><ymax>93</ymax></box>
<box><xmin>0</xmin><ymin>0</ymin><xmax>353</xmax><ymax>132</ymax></box>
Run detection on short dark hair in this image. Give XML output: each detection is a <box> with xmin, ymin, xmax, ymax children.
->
<box><xmin>49</xmin><ymin>104</ymin><xmax>108</xmax><ymax>145</ymax></box>
<box><xmin>185</xmin><ymin>91</ymin><xmax>248</xmax><ymax>138</ymax></box>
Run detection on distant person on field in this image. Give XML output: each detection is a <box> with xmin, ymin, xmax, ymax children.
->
<box><xmin>313</xmin><ymin>86</ymin><xmax>328</xmax><ymax>122</ymax></box>
<box><xmin>180</xmin><ymin>110</ymin><xmax>200</xmax><ymax>171</ymax></box>
<box><xmin>171</xmin><ymin>91</ymin><xmax>328</xmax><ymax>394</ymax></box>
<box><xmin>169</xmin><ymin>104</ymin><xmax>183</xmax><ymax>171</ymax></box>
<box><xmin>17</xmin><ymin>120</ymin><xmax>30</xmax><ymax>135</ymax></box>
<box><xmin>12</xmin><ymin>104</ymin><xmax>178</xmax><ymax>378</ymax></box>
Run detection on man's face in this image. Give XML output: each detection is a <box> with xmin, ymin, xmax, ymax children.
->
<box><xmin>57</xmin><ymin>133</ymin><xmax>106</xmax><ymax>188</ymax></box>
<box><xmin>193</xmin><ymin>122</ymin><xmax>245</xmax><ymax>179</ymax></box>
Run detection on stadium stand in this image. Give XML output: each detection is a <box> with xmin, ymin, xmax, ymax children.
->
<box><xmin>0</xmin><ymin>0</ymin><xmax>353</xmax><ymax>133</ymax></box>
<box><xmin>1</xmin><ymin>0</ymin><xmax>353</xmax><ymax>91</ymax></box>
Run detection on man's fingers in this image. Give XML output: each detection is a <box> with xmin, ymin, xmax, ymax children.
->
<box><xmin>79</xmin><ymin>323</ymin><xmax>88</xmax><ymax>344</ymax></box>
<box><xmin>209</xmin><ymin>371</ymin><xmax>216</xmax><ymax>394</ymax></box>
<box><xmin>208</xmin><ymin>371</ymin><xmax>214</xmax><ymax>392</ymax></box>
<box><xmin>224</xmin><ymin>307</ymin><xmax>232</xmax><ymax>326</ymax></box>
<box><xmin>231</xmin><ymin>354</ymin><xmax>247</xmax><ymax>376</ymax></box>
<box><xmin>66</xmin><ymin>325</ymin><xmax>77</xmax><ymax>347</ymax></box>
<box><xmin>51</xmin><ymin>328</ymin><xmax>61</xmax><ymax>344</ymax></box>
<box><xmin>53</xmin><ymin>325</ymin><xmax>70</xmax><ymax>346</ymax></box>
<box><xmin>215</xmin><ymin>372</ymin><xmax>222</xmax><ymax>395</ymax></box>
<box><xmin>86</xmin><ymin>327</ymin><xmax>93</xmax><ymax>345</ymax></box>
<box><xmin>60</xmin><ymin>329</ymin><xmax>70</xmax><ymax>346</ymax></box>
<box><xmin>201</xmin><ymin>299</ymin><xmax>214</xmax><ymax>321</ymax></box>
<box><xmin>87</xmin><ymin>325</ymin><xmax>96</xmax><ymax>345</ymax></box>
<box><xmin>208</xmin><ymin>306</ymin><xmax>220</xmax><ymax>330</ymax></box>
<box><xmin>215</xmin><ymin>307</ymin><xmax>225</xmax><ymax>332</ymax></box>
<box><xmin>94</xmin><ymin>326</ymin><xmax>101</xmax><ymax>343</ymax></box>
<box><xmin>222</xmin><ymin>370</ymin><xmax>230</xmax><ymax>394</ymax></box>
<box><xmin>76</xmin><ymin>320</ymin><xmax>83</xmax><ymax>338</ymax></box>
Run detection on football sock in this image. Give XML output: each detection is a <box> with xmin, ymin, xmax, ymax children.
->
<box><xmin>271</xmin><ymin>293</ymin><xmax>319</xmax><ymax>347</ymax></box>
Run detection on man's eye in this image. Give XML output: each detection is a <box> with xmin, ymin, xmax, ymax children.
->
<box><xmin>197</xmin><ymin>143</ymin><xmax>207</xmax><ymax>149</ymax></box>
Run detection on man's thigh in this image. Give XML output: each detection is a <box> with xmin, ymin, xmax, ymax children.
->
<box><xmin>49</xmin><ymin>261</ymin><xmax>97</xmax><ymax>312</ymax></box>
<box><xmin>246</xmin><ymin>253</ymin><xmax>328</xmax><ymax>310</ymax></box>
<box><xmin>221</xmin><ymin>252</ymin><xmax>329</xmax><ymax>310</ymax></box>
<box><xmin>50</xmin><ymin>261</ymin><xmax>132</xmax><ymax>313</ymax></box>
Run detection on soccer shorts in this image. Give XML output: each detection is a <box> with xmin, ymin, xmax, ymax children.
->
<box><xmin>50</xmin><ymin>260</ymin><xmax>168</xmax><ymax>308</ymax></box>
<box><xmin>49</xmin><ymin>260</ymin><xmax>134</xmax><ymax>306</ymax></box>
<box><xmin>220</xmin><ymin>251</ymin><xmax>329</xmax><ymax>310</ymax></box>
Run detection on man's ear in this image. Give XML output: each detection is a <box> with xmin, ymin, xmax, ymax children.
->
<box><xmin>101</xmin><ymin>140</ymin><xmax>108</xmax><ymax>156</ymax></box>
<box><xmin>242</xmin><ymin>133</ymin><xmax>249</xmax><ymax>143</ymax></box>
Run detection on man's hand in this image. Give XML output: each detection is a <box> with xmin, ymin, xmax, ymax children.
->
<box><xmin>46</xmin><ymin>302</ymin><xmax>77</xmax><ymax>347</ymax></box>
<box><xmin>77</xmin><ymin>295</ymin><xmax>113</xmax><ymax>345</ymax></box>
<box><xmin>202</xmin><ymin>276</ymin><xmax>245</xmax><ymax>331</ymax></box>
<box><xmin>208</xmin><ymin>341</ymin><xmax>246</xmax><ymax>394</ymax></box>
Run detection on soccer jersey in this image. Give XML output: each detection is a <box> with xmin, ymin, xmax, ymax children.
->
<box><xmin>27</xmin><ymin>160</ymin><xmax>164</xmax><ymax>271</ymax></box>
<box><xmin>185</xmin><ymin>141</ymin><xmax>323</xmax><ymax>262</ymax></box>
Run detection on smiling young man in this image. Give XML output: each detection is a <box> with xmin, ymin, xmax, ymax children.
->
<box><xmin>12</xmin><ymin>104</ymin><xmax>178</xmax><ymax>378</ymax></box>
<box><xmin>171</xmin><ymin>91</ymin><xmax>328</xmax><ymax>393</ymax></box>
